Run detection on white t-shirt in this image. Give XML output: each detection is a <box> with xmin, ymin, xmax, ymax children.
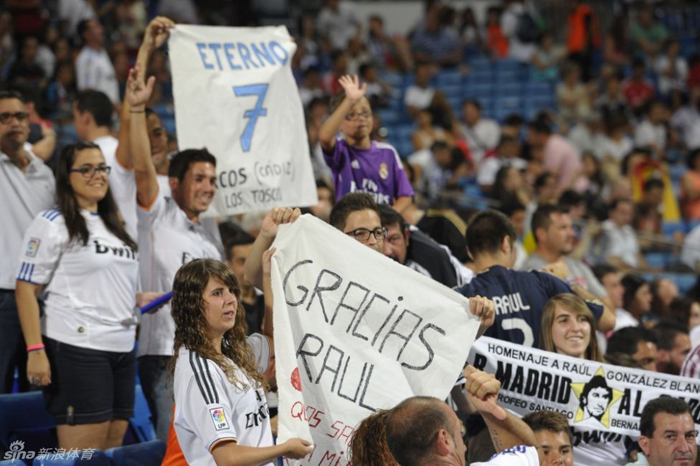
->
<box><xmin>461</xmin><ymin>119</ymin><xmax>501</xmax><ymax>165</ymax></box>
<box><xmin>17</xmin><ymin>209</ymin><xmax>138</xmax><ymax>352</ymax></box>
<box><xmin>137</xmin><ymin>190</ymin><xmax>223</xmax><ymax>356</ymax></box>
<box><xmin>614</xmin><ymin>308</ymin><xmax>640</xmax><ymax>332</ymax></box>
<box><xmin>600</xmin><ymin>220</ymin><xmax>639</xmax><ymax>268</ymax></box>
<box><xmin>404</xmin><ymin>86</ymin><xmax>435</xmax><ymax>111</ymax></box>
<box><xmin>572</xmin><ymin>428</ymin><xmax>628</xmax><ymax>466</ymax></box>
<box><xmin>634</xmin><ymin>120</ymin><xmax>666</xmax><ymax>151</ymax></box>
<box><xmin>173</xmin><ymin>347</ymin><xmax>273</xmax><ymax>466</ymax></box>
<box><xmin>681</xmin><ymin>224</ymin><xmax>700</xmax><ymax>272</ymax></box>
<box><xmin>76</xmin><ymin>46</ymin><xmax>120</xmax><ymax>104</ymax></box>
<box><xmin>473</xmin><ymin>446</ymin><xmax>539</xmax><ymax>466</ymax></box>
<box><xmin>594</xmin><ymin>135</ymin><xmax>633</xmax><ymax>162</ymax></box>
<box><xmin>0</xmin><ymin>144</ymin><xmax>55</xmax><ymax>289</ymax></box>
<box><xmin>94</xmin><ymin>135</ymin><xmax>138</xmax><ymax>241</ymax></box>
<box><xmin>478</xmin><ymin>157</ymin><xmax>527</xmax><ymax>187</ymax></box>
<box><xmin>671</xmin><ymin>106</ymin><xmax>700</xmax><ymax>150</ymax></box>
<box><xmin>654</xmin><ymin>55</ymin><xmax>688</xmax><ymax>95</ymax></box>
<box><xmin>316</xmin><ymin>3</ymin><xmax>359</xmax><ymax>50</ymax></box>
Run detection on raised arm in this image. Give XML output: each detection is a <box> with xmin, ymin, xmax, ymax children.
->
<box><xmin>464</xmin><ymin>366</ymin><xmax>542</xmax><ymax>463</ymax></box>
<box><xmin>243</xmin><ymin>208</ymin><xmax>301</xmax><ymax>290</ymax></box>
<box><xmin>261</xmin><ymin>247</ymin><xmax>276</xmax><ymax>339</ymax></box>
<box><xmin>318</xmin><ymin>75</ymin><xmax>366</xmax><ymax>153</ymax></box>
<box><xmin>115</xmin><ymin>16</ymin><xmax>175</xmax><ymax>170</ymax></box>
<box><xmin>126</xmin><ymin>66</ymin><xmax>159</xmax><ymax>208</ymax></box>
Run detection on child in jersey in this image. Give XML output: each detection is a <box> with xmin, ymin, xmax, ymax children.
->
<box><xmin>319</xmin><ymin>74</ymin><xmax>414</xmax><ymax>212</ymax></box>
<box><xmin>169</xmin><ymin>258</ymin><xmax>311</xmax><ymax>466</ymax></box>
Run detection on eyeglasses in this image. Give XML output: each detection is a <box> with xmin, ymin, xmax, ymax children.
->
<box><xmin>70</xmin><ymin>165</ymin><xmax>111</xmax><ymax>178</ymax></box>
<box><xmin>0</xmin><ymin>112</ymin><xmax>29</xmax><ymax>124</ymax></box>
<box><xmin>345</xmin><ymin>111</ymin><xmax>372</xmax><ymax>121</ymax></box>
<box><xmin>346</xmin><ymin>227</ymin><xmax>387</xmax><ymax>243</ymax></box>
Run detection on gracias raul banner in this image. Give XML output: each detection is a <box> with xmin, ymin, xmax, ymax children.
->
<box><xmin>169</xmin><ymin>25</ymin><xmax>317</xmax><ymax>216</ymax></box>
<box><xmin>270</xmin><ymin>215</ymin><xmax>481</xmax><ymax>464</ymax></box>
<box><xmin>468</xmin><ymin>337</ymin><xmax>700</xmax><ymax>442</ymax></box>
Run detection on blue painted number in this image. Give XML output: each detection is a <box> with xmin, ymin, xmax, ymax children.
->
<box><xmin>233</xmin><ymin>83</ymin><xmax>269</xmax><ymax>152</ymax></box>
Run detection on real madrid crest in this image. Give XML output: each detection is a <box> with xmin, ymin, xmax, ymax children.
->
<box><xmin>379</xmin><ymin>163</ymin><xmax>389</xmax><ymax>180</ymax></box>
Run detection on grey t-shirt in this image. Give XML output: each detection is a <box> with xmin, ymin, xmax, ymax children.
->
<box><xmin>521</xmin><ymin>253</ymin><xmax>608</xmax><ymax>299</ymax></box>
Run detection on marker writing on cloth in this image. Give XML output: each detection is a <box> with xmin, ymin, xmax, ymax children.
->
<box><xmin>140</xmin><ymin>291</ymin><xmax>174</xmax><ymax>314</ymax></box>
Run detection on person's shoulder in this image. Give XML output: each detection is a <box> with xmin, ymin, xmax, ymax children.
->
<box><xmin>374</xmin><ymin>141</ymin><xmax>401</xmax><ymax>158</ymax></box>
<box><xmin>36</xmin><ymin>208</ymin><xmax>65</xmax><ymax>226</ymax></box>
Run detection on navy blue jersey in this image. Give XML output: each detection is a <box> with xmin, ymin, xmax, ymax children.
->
<box><xmin>456</xmin><ymin>266</ymin><xmax>604</xmax><ymax>347</ymax></box>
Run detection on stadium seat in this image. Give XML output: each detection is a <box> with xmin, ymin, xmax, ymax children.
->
<box><xmin>160</xmin><ymin>116</ymin><xmax>176</xmax><ymax>136</ymax></box>
<box><xmin>495</xmin><ymin>82</ymin><xmax>522</xmax><ymax>97</ymax></box>
<box><xmin>0</xmin><ymin>460</ymin><xmax>27</xmax><ymax>465</ymax></box>
<box><xmin>644</xmin><ymin>252</ymin><xmax>673</xmax><ymax>269</ymax></box>
<box><xmin>0</xmin><ymin>393</ymin><xmax>56</xmax><ymax>454</ymax></box>
<box><xmin>375</xmin><ymin>109</ymin><xmax>400</xmax><ymax>126</ymax></box>
<box><xmin>436</xmin><ymin>70</ymin><xmax>463</xmax><ymax>86</ymax></box>
<box><xmin>441</xmin><ymin>84</ymin><xmax>463</xmax><ymax>99</ymax></box>
<box><xmin>106</xmin><ymin>440</ymin><xmax>166</xmax><ymax>466</ymax></box>
<box><xmin>33</xmin><ymin>450</ymin><xmax>111</xmax><ymax>466</ymax></box>
<box><xmin>524</xmin><ymin>81</ymin><xmax>552</xmax><ymax>96</ymax></box>
<box><xmin>129</xmin><ymin>385</ymin><xmax>157</xmax><ymax>444</ymax></box>
<box><xmin>468</xmin><ymin>57</ymin><xmax>492</xmax><ymax>72</ymax></box>
<box><xmin>381</xmin><ymin>72</ymin><xmax>404</xmax><ymax>88</ymax></box>
<box><xmin>662</xmin><ymin>221</ymin><xmax>685</xmax><ymax>238</ymax></box>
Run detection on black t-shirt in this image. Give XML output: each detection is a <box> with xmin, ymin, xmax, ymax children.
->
<box><xmin>407</xmin><ymin>229</ymin><xmax>458</xmax><ymax>288</ymax></box>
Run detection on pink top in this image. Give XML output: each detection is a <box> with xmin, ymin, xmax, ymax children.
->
<box><xmin>543</xmin><ymin>134</ymin><xmax>588</xmax><ymax>193</ymax></box>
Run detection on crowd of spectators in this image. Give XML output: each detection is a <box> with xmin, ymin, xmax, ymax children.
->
<box><xmin>2</xmin><ymin>0</ymin><xmax>700</xmax><ymax>465</ymax></box>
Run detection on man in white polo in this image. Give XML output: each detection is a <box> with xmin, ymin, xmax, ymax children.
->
<box><xmin>0</xmin><ymin>90</ymin><xmax>54</xmax><ymax>393</ymax></box>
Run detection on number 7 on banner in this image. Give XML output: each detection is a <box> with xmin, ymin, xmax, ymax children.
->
<box><xmin>233</xmin><ymin>83</ymin><xmax>269</xmax><ymax>152</ymax></box>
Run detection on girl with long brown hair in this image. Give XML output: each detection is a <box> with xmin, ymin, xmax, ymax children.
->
<box><xmin>170</xmin><ymin>258</ymin><xmax>311</xmax><ymax>466</ymax></box>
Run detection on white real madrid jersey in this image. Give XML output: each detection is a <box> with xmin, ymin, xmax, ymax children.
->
<box><xmin>17</xmin><ymin>209</ymin><xmax>139</xmax><ymax>352</ymax></box>
<box><xmin>173</xmin><ymin>347</ymin><xmax>273</xmax><ymax>466</ymax></box>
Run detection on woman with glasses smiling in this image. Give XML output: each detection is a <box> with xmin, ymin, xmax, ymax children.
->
<box><xmin>15</xmin><ymin>141</ymin><xmax>139</xmax><ymax>451</ymax></box>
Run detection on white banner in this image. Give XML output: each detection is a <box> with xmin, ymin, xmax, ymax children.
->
<box><xmin>468</xmin><ymin>337</ymin><xmax>700</xmax><ymax>442</ymax></box>
<box><xmin>169</xmin><ymin>25</ymin><xmax>317</xmax><ymax>216</ymax></box>
<box><xmin>271</xmin><ymin>215</ymin><xmax>481</xmax><ymax>464</ymax></box>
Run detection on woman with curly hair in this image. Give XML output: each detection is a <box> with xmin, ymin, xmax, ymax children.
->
<box><xmin>348</xmin><ymin>410</ymin><xmax>397</xmax><ymax>466</ymax></box>
<box><xmin>170</xmin><ymin>258</ymin><xmax>312</xmax><ymax>465</ymax></box>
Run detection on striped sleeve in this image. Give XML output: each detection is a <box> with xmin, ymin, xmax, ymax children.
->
<box><xmin>177</xmin><ymin>351</ymin><xmax>237</xmax><ymax>453</ymax></box>
<box><xmin>16</xmin><ymin>210</ymin><xmax>66</xmax><ymax>285</ymax></box>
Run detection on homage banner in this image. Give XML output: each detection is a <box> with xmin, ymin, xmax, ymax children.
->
<box><xmin>270</xmin><ymin>215</ymin><xmax>481</xmax><ymax>464</ymax></box>
<box><xmin>169</xmin><ymin>25</ymin><xmax>317</xmax><ymax>215</ymax></box>
<box><xmin>468</xmin><ymin>337</ymin><xmax>700</xmax><ymax>442</ymax></box>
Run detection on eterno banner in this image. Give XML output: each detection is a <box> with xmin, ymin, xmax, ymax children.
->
<box><xmin>270</xmin><ymin>215</ymin><xmax>481</xmax><ymax>465</ymax></box>
<box><xmin>468</xmin><ymin>337</ymin><xmax>700</xmax><ymax>442</ymax></box>
<box><xmin>170</xmin><ymin>25</ymin><xmax>317</xmax><ymax>215</ymax></box>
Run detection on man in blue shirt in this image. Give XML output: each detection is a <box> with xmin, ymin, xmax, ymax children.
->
<box><xmin>457</xmin><ymin>210</ymin><xmax>615</xmax><ymax>347</ymax></box>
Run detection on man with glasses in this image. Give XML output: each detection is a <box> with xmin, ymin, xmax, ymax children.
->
<box><xmin>0</xmin><ymin>90</ymin><xmax>54</xmax><ymax>393</ymax></box>
<box><xmin>638</xmin><ymin>397</ymin><xmax>697</xmax><ymax>466</ymax></box>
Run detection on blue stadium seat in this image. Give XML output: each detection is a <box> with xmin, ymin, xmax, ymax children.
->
<box><xmin>468</xmin><ymin>57</ymin><xmax>492</xmax><ymax>72</ymax></box>
<box><xmin>441</xmin><ymin>85</ymin><xmax>463</xmax><ymax>99</ymax></box>
<box><xmin>0</xmin><ymin>393</ymin><xmax>56</xmax><ymax>454</ymax></box>
<box><xmin>495</xmin><ymin>83</ymin><xmax>522</xmax><ymax>97</ymax></box>
<box><xmin>150</xmin><ymin>104</ymin><xmax>174</xmax><ymax>117</ymax></box>
<box><xmin>0</xmin><ymin>460</ymin><xmax>27</xmax><ymax>465</ymax></box>
<box><xmin>662</xmin><ymin>221</ymin><xmax>685</xmax><ymax>238</ymax></box>
<box><xmin>465</xmin><ymin>83</ymin><xmax>493</xmax><ymax>99</ymax></box>
<box><xmin>465</xmin><ymin>71</ymin><xmax>494</xmax><ymax>85</ymax></box>
<box><xmin>381</xmin><ymin>72</ymin><xmax>404</xmax><ymax>87</ymax></box>
<box><xmin>375</xmin><ymin>109</ymin><xmax>400</xmax><ymax>126</ymax></box>
<box><xmin>644</xmin><ymin>252</ymin><xmax>673</xmax><ymax>269</ymax></box>
<box><xmin>436</xmin><ymin>70</ymin><xmax>463</xmax><ymax>86</ymax></box>
<box><xmin>388</xmin><ymin>98</ymin><xmax>403</xmax><ymax>112</ymax></box>
<box><xmin>669</xmin><ymin>164</ymin><xmax>686</xmax><ymax>181</ymax></box>
<box><xmin>396</xmin><ymin>139</ymin><xmax>414</xmax><ymax>158</ymax></box>
<box><xmin>494</xmin><ymin>59</ymin><xmax>523</xmax><ymax>73</ymax></box>
<box><xmin>160</xmin><ymin>116</ymin><xmax>176</xmax><ymax>136</ymax></box>
<box><xmin>495</xmin><ymin>70</ymin><xmax>521</xmax><ymax>84</ymax></box>
<box><xmin>33</xmin><ymin>450</ymin><xmax>111</xmax><ymax>466</ymax></box>
<box><xmin>129</xmin><ymin>385</ymin><xmax>156</xmax><ymax>444</ymax></box>
<box><xmin>666</xmin><ymin>273</ymin><xmax>697</xmax><ymax>295</ymax></box>
<box><xmin>106</xmin><ymin>440</ymin><xmax>166</xmax><ymax>466</ymax></box>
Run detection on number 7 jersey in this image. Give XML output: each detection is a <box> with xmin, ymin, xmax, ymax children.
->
<box><xmin>456</xmin><ymin>265</ymin><xmax>603</xmax><ymax>348</ymax></box>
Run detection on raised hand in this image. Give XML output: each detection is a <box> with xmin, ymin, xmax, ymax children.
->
<box><xmin>338</xmin><ymin>75</ymin><xmax>367</xmax><ymax>104</ymax></box>
<box><xmin>260</xmin><ymin>207</ymin><xmax>302</xmax><ymax>240</ymax></box>
<box><xmin>142</xmin><ymin>16</ymin><xmax>175</xmax><ymax>51</ymax></box>
<box><xmin>464</xmin><ymin>366</ymin><xmax>506</xmax><ymax>421</ymax></box>
<box><xmin>126</xmin><ymin>65</ymin><xmax>156</xmax><ymax>108</ymax></box>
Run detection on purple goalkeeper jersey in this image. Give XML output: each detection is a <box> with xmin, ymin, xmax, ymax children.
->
<box><xmin>323</xmin><ymin>138</ymin><xmax>414</xmax><ymax>204</ymax></box>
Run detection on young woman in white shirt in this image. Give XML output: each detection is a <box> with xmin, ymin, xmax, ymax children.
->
<box><xmin>170</xmin><ymin>258</ymin><xmax>312</xmax><ymax>466</ymax></box>
<box><xmin>15</xmin><ymin>141</ymin><xmax>139</xmax><ymax>450</ymax></box>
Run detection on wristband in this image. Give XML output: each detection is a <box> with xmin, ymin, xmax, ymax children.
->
<box><xmin>27</xmin><ymin>344</ymin><xmax>45</xmax><ymax>352</ymax></box>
